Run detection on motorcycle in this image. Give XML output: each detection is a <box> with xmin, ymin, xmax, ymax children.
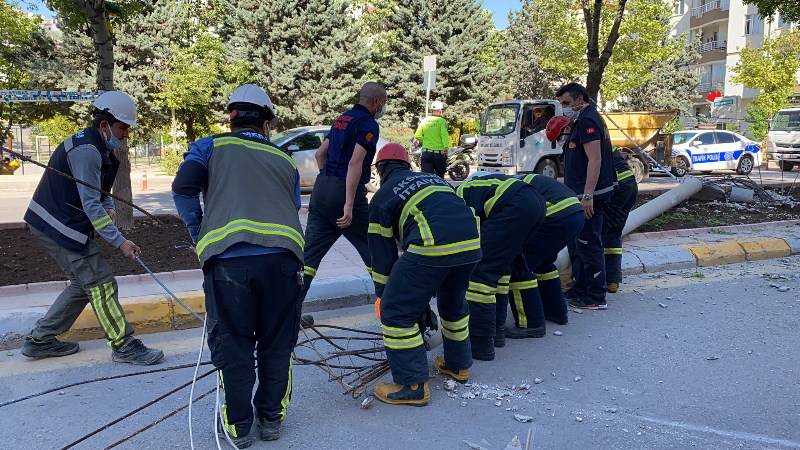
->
<box><xmin>445</xmin><ymin>134</ymin><xmax>477</xmax><ymax>181</ymax></box>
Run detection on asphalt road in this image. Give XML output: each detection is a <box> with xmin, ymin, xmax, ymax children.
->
<box><xmin>1</xmin><ymin>257</ymin><xmax>798</xmax><ymax>449</ymax></box>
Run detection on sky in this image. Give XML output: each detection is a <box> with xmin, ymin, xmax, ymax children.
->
<box><xmin>19</xmin><ymin>0</ymin><xmax>522</xmax><ymax>29</ymax></box>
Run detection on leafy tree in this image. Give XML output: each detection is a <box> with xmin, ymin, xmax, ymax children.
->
<box><xmin>744</xmin><ymin>0</ymin><xmax>800</xmax><ymax>23</ymax></box>
<box><xmin>221</xmin><ymin>0</ymin><xmax>370</xmax><ymax>129</ymax></box>
<box><xmin>504</xmin><ymin>0</ymin><xmax>676</xmax><ymax>102</ymax></box>
<box><xmin>0</xmin><ymin>3</ymin><xmax>40</xmax><ymax>140</ymax></box>
<box><xmin>623</xmin><ymin>34</ymin><xmax>701</xmax><ymax>112</ymax></box>
<box><xmin>731</xmin><ymin>30</ymin><xmax>800</xmax><ymax>141</ymax></box>
<box><xmin>374</xmin><ymin>0</ymin><xmax>499</xmax><ymax>128</ymax></box>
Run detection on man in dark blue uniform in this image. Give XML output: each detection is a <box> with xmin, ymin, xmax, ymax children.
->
<box><xmin>299</xmin><ymin>82</ymin><xmax>387</xmax><ymax>324</ymax></box>
<box><xmin>457</xmin><ymin>173</ymin><xmax>546</xmax><ymax>360</ymax></box>
<box><xmin>556</xmin><ymin>83</ymin><xmax>616</xmax><ymax>310</ymax></box>
<box><xmin>369</xmin><ymin>144</ymin><xmax>481</xmax><ymax>406</ymax></box>
<box><xmin>603</xmin><ymin>147</ymin><xmax>638</xmax><ymax>293</ymax></box>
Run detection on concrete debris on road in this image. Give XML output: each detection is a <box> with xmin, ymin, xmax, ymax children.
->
<box><xmin>658</xmin><ymin>303</ymin><xmax>668</xmax><ymax>308</ymax></box>
<box><xmin>575</xmin><ymin>416</ymin><xmax>583</xmax><ymax>422</ymax></box>
<box><xmin>604</xmin><ymin>407</ymin><xmax>618</xmax><ymax>413</ymax></box>
<box><xmin>445</xmin><ymin>379</ymin><xmax>458</xmax><ymax>391</ymax></box>
<box><xmin>514</xmin><ymin>414</ymin><xmax>534</xmax><ymax>423</ymax></box>
<box><xmin>553</xmin><ymin>331</ymin><xmax>563</xmax><ymax>336</ymax></box>
<box><xmin>534</xmin><ymin>378</ymin><xmax>543</xmax><ymax>384</ymax></box>
<box><xmin>574</xmin><ymin>376</ymin><xmax>581</xmax><ymax>382</ymax></box>
<box><xmin>707</xmin><ymin>355</ymin><xmax>719</xmax><ymax>360</ymax></box>
<box><xmin>503</xmin><ymin>436</ymin><xmax>522</xmax><ymax>449</ymax></box>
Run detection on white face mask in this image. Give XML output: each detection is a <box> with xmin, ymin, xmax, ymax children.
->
<box><xmin>374</xmin><ymin>101</ymin><xmax>386</xmax><ymax>119</ymax></box>
<box><xmin>563</xmin><ymin>106</ymin><xmax>582</xmax><ymax>120</ymax></box>
<box><xmin>103</xmin><ymin>129</ymin><xmax>124</xmax><ymax>150</ymax></box>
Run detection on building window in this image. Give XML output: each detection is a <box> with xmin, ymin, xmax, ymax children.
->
<box><xmin>778</xmin><ymin>15</ymin><xmax>791</xmax><ymax>29</ymax></box>
<box><xmin>745</xmin><ymin>14</ymin><xmax>760</xmax><ymax>35</ymax></box>
<box><xmin>674</xmin><ymin>0</ymin><xmax>685</xmax><ymax>14</ymax></box>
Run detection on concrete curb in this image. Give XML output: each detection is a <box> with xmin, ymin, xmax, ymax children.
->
<box><xmin>0</xmin><ymin>272</ymin><xmax>377</xmax><ymax>350</ymax></box>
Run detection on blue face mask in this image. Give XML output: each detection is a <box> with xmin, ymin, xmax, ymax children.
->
<box><xmin>103</xmin><ymin>129</ymin><xmax>124</xmax><ymax>150</ymax></box>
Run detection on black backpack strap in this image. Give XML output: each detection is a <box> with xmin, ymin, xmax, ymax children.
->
<box><xmin>331</xmin><ymin>115</ymin><xmax>371</xmax><ymax>176</ymax></box>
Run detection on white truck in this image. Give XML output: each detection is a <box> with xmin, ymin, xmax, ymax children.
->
<box><xmin>477</xmin><ymin>99</ymin><xmax>565</xmax><ymax>177</ymax></box>
<box><xmin>766</xmin><ymin>107</ymin><xmax>800</xmax><ymax>171</ymax></box>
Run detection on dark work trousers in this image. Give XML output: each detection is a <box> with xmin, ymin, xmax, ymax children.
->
<box><xmin>380</xmin><ymin>257</ymin><xmax>476</xmax><ymax>385</ymax></box>
<box><xmin>420</xmin><ymin>150</ymin><xmax>447</xmax><ymax>178</ymax></box>
<box><xmin>29</xmin><ymin>227</ymin><xmax>134</xmax><ymax>348</ymax></box>
<box><xmin>204</xmin><ymin>252</ymin><xmax>302</xmax><ymax>438</ymax></box>
<box><xmin>567</xmin><ymin>200</ymin><xmax>607</xmax><ymax>302</ymax></box>
<box><xmin>300</xmin><ymin>175</ymin><xmax>371</xmax><ymax>302</ymax></box>
<box><xmin>494</xmin><ymin>273</ymin><xmax>511</xmax><ymax>338</ymax></box>
<box><xmin>467</xmin><ymin>187</ymin><xmax>546</xmax><ymax>341</ymax></box>
<box><xmin>508</xmin><ymin>211</ymin><xmax>585</xmax><ymax>327</ymax></box>
<box><xmin>603</xmin><ymin>179</ymin><xmax>638</xmax><ymax>284</ymax></box>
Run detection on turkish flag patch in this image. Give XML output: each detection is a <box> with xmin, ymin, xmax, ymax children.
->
<box><xmin>366</xmin><ymin>133</ymin><xmax>374</xmax><ymax>142</ymax></box>
<box><xmin>586</xmin><ymin>127</ymin><xmax>595</xmax><ymax>134</ymax></box>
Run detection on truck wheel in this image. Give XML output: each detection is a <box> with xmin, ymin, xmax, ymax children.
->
<box><xmin>367</xmin><ymin>166</ymin><xmax>381</xmax><ymax>192</ymax></box>
<box><xmin>627</xmin><ymin>157</ymin><xmax>645</xmax><ymax>184</ymax></box>
<box><xmin>534</xmin><ymin>158</ymin><xmax>558</xmax><ymax>178</ymax></box>
<box><xmin>736</xmin><ymin>155</ymin><xmax>754</xmax><ymax>175</ymax></box>
<box><xmin>448</xmin><ymin>161</ymin><xmax>470</xmax><ymax>181</ymax></box>
<box><xmin>671</xmin><ymin>157</ymin><xmax>689</xmax><ymax>177</ymax></box>
<box><xmin>779</xmin><ymin>161</ymin><xmax>795</xmax><ymax>172</ymax></box>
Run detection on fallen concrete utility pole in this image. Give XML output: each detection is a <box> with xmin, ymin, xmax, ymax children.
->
<box><xmin>555</xmin><ymin>176</ymin><xmax>703</xmax><ymax>272</ymax></box>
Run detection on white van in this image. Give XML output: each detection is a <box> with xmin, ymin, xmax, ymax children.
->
<box><xmin>766</xmin><ymin>107</ymin><xmax>800</xmax><ymax>171</ymax></box>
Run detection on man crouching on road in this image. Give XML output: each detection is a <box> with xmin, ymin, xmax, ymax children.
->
<box><xmin>369</xmin><ymin>143</ymin><xmax>481</xmax><ymax>406</ymax></box>
<box><xmin>22</xmin><ymin>91</ymin><xmax>163</xmax><ymax>366</ymax></box>
<box><xmin>173</xmin><ymin>85</ymin><xmax>304</xmax><ymax>448</ymax></box>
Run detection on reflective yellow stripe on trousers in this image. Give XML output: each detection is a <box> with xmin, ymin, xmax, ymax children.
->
<box><xmin>535</xmin><ymin>270</ymin><xmax>559</xmax><ymax>281</ymax></box>
<box><xmin>604</xmin><ymin>247</ymin><xmax>623</xmax><ymax>255</ymax></box>
<box><xmin>382</xmin><ymin>324</ymin><xmax>424</xmax><ymax>349</ymax></box>
<box><xmin>441</xmin><ymin>315</ymin><xmax>470</xmax><ymax>341</ymax></box>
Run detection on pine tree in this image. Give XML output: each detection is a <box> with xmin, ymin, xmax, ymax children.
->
<box><xmin>375</xmin><ymin>0</ymin><xmax>499</xmax><ymax>127</ymax></box>
<box><xmin>221</xmin><ymin>0</ymin><xmax>371</xmax><ymax>128</ymax></box>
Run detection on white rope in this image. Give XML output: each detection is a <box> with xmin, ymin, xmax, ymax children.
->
<box><xmin>215</xmin><ymin>373</ymin><xmax>241</xmax><ymax>450</ymax></box>
<box><xmin>188</xmin><ymin>312</ymin><xmax>208</xmax><ymax>450</ymax></box>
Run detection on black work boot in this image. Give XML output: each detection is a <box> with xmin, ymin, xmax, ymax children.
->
<box><xmin>259</xmin><ymin>418</ymin><xmax>281</xmax><ymax>441</ymax></box>
<box><xmin>505</xmin><ymin>325</ymin><xmax>546</xmax><ymax>339</ymax></box>
<box><xmin>545</xmin><ymin>315</ymin><xmax>569</xmax><ymax>325</ymax></box>
<box><xmin>217</xmin><ymin>418</ymin><xmax>254</xmax><ymax>448</ymax></box>
<box><xmin>21</xmin><ymin>336</ymin><xmax>79</xmax><ymax>358</ymax></box>
<box><xmin>470</xmin><ymin>335</ymin><xmax>495</xmax><ymax>361</ymax></box>
<box><xmin>300</xmin><ymin>314</ymin><xmax>315</xmax><ymax>328</ymax></box>
<box><xmin>111</xmin><ymin>338</ymin><xmax>164</xmax><ymax>365</ymax></box>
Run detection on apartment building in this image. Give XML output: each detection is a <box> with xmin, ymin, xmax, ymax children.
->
<box><xmin>671</xmin><ymin>0</ymin><xmax>799</xmax><ymax>133</ymax></box>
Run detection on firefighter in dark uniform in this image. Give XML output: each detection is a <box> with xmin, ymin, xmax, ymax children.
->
<box><xmin>369</xmin><ymin>143</ymin><xmax>481</xmax><ymax>406</ymax></box>
<box><xmin>503</xmin><ymin>173</ymin><xmax>585</xmax><ymax>339</ymax></box>
<box><xmin>603</xmin><ymin>147</ymin><xmax>638</xmax><ymax>293</ymax></box>
<box><xmin>556</xmin><ymin>83</ymin><xmax>616</xmax><ymax>310</ymax></box>
<box><xmin>456</xmin><ymin>173</ymin><xmax>546</xmax><ymax>361</ymax></box>
<box><xmin>299</xmin><ymin>82</ymin><xmax>387</xmax><ymax>326</ymax></box>
<box><xmin>173</xmin><ymin>85</ymin><xmax>303</xmax><ymax>447</ymax></box>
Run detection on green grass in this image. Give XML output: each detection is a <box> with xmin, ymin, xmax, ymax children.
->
<box><xmin>709</xmin><ymin>228</ymin><xmax>736</xmax><ymax>235</ymax></box>
<box><xmin>646</xmin><ymin>211</ymin><xmax>698</xmax><ymax>230</ymax></box>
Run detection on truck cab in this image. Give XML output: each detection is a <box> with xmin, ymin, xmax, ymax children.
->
<box><xmin>767</xmin><ymin>107</ymin><xmax>800</xmax><ymax>171</ymax></box>
<box><xmin>477</xmin><ymin>99</ymin><xmax>564</xmax><ymax>177</ymax></box>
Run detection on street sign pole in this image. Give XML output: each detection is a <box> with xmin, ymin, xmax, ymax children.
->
<box><xmin>423</xmin><ymin>55</ymin><xmax>436</xmax><ymax>117</ymax></box>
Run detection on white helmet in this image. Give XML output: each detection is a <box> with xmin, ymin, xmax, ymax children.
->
<box><xmin>431</xmin><ymin>101</ymin><xmax>444</xmax><ymax>111</ymax></box>
<box><xmin>227</xmin><ymin>84</ymin><xmax>276</xmax><ymax>116</ymax></box>
<box><xmin>93</xmin><ymin>91</ymin><xmax>137</xmax><ymax>127</ymax></box>
<box><xmin>465</xmin><ymin>171</ymin><xmax>492</xmax><ymax>182</ymax></box>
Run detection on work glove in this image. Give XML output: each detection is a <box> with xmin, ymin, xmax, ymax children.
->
<box><xmin>418</xmin><ymin>305</ymin><xmax>439</xmax><ymax>332</ymax></box>
<box><xmin>510</xmin><ymin>253</ymin><xmax>529</xmax><ymax>279</ymax></box>
<box><xmin>604</xmin><ymin>202</ymin><xmax>627</xmax><ymax>230</ymax></box>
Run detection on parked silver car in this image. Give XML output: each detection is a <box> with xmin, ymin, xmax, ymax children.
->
<box><xmin>271</xmin><ymin>126</ymin><xmax>388</xmax><ymax>192</ymax></box>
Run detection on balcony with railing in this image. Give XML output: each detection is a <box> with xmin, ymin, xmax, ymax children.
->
<box><xmin>690</xmin><ymin>0</ymin><xmax>729</xmax><ymax>28</ymax></box>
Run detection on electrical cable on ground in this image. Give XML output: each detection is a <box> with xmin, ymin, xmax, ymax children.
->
<box><xmin>0</xmin><ymin>361</ymin><xmax>212</xmax><ymax>409</ymax></box>
<box><xmin>60</xmin><ymin>367</ymin><xmax>217</xmax><ymax>450</ymax></box>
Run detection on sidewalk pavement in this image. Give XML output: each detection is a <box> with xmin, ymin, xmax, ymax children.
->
<box><xmin>0</xmin><ymin>166</ymin><xmax>169</xmax><ymax>191</ymax></box>
<box><xmin>1</xmin><ymin>218</ymin><xmax>799</xmax><ymax>350</ymax></box>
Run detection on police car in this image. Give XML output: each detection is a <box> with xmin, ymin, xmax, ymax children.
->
<box><xmin>670</xmin><ymin>129</ymin><xmax>761</xmax><ymax>177</ymax></box>
<box><xmin>271</xmin><ymin>126</ymin><xmax>388</xmax><ymax>192</ymax></box>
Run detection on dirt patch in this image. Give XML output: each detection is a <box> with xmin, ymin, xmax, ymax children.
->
<box><xmin>633</xmin><ymin>187</ymin><xmax>800</xmax><ymax>233</ymax></box>
<box><xmin>0</xmin><ymin>215</ymin><xmax>196</xmax><ymax>287</ymax></box>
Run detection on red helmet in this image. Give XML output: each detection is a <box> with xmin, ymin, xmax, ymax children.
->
<box><xmin>375</xmin><ymin>143</ymin><xmax>410</xmax><ymax>166</ymax></box>
<box><xmin>545</xmin><ymin>116</ymin><xmax>572</xmax><ymax>143</ymax></box>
